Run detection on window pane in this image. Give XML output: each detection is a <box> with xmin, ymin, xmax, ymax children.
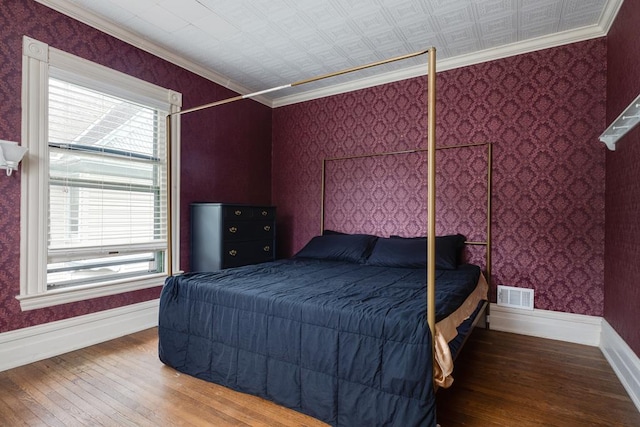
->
<box><xmin>49</xmin><ymin>79</ymin><xmax>159</xmax><ymax>158</ymax></box>
<box><xmin>49</xmin><ymin>182</ymin><xmax>161</xmax><ymax>249</ymax></box>
<box><xmin>50</xmin><ymin>147</ymin><xmax>160</xmax><ymax>187</ymax></box>
<box><xmin>47</xmin><ymin>252</ymin><xmax>163</xmax><ymax>289</ymax></box>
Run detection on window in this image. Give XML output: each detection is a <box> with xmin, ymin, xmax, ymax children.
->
<box><xmin>47</xmin><ymin>79</ymin><xmax>166</xmax><ymax>288</ymax></box>
<box><xmin>19</xmin><ymin>36</ymin><xmax>182</xmax><ymax>310</ymax></box>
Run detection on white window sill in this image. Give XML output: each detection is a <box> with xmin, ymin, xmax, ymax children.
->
<box><xmin>16</xmin><ymin>274</ymin><xmax>168</xmax><ymax>311</ymax></box>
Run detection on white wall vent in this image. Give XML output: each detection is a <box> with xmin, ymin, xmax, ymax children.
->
<box><xmin>497</xmin><ymin>285</ymin><xmax>534</xmax><ymax>310</ymax></box>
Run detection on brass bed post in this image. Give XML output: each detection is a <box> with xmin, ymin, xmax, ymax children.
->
<box><xmin>486</xmin><ymin>143</ymin><xmax>493</xmax><ymax>285</ymax></box>
<box><xmin>426</xmin><ymin>47</ymin><xmax>437</xmax><ymax>349</ymax></box>
<box><xmin>321</xmin><ymin>158</ymin><xmax>326</xmax><ymax>234</ymax></box>
<box><xmin>166</xmin><ymin>114</ymin><xmax>173</xmax><ymax>277</ymax></box>
<box><xmin>485</xmin><ymin>143</ymin><xmax>493</xmax><ymax>329</ymax></box>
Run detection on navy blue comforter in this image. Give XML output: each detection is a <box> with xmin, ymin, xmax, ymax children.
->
<box><xmin>158</xmin><ymin>259</ymin><xmax>480</xmax><ymax>426</ymax></box>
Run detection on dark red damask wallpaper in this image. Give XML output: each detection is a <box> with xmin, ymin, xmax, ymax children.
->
<box><xmin>273</xmin><ymin>39</ymin><xmax>607</xmax><ymax>316</ymax></box>
<box><xmin>0</xmin><ymin>1</ymin><xmax>617</xmax><ymax>337</ymax></box>
<box><xmin>0</xmin><ymin>1</ymin><xmax>271</xmax><ymax>332</ymax></box>
<box><xmin>604</xmin><ymin>0</ymin><xmax>640</xmax><ymax>356</ymax></box>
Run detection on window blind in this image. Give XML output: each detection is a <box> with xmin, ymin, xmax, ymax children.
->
<box><xmin>47</xmin><ymin>77</ymin><xmax>167</xmax><ymax>288</ymax></box>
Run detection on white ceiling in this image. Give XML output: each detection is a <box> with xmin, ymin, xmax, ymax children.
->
<box><xmin>38</xmin><ymin>0</ymin><xmax>621</xmax><ymax>107</ymax></box>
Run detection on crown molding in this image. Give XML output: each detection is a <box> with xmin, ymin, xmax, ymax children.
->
<box><xmin>272</xmin><ymin>0</ymin><xmax>622</xmax><ymax>107</ymax></box>
<box><xmin>272</xmin><ymin>23</ymin><xmax>610</xmax><ymax>108</ymax></box>
<box><xmin>33</xmin><ymin>0</ymin><xmax>271</xmax><ymax>107</ymax></box>
<box><xmin>599</xmin><ymin>0</ymin><xmax>625</xmax><ymax>35</ymax></box>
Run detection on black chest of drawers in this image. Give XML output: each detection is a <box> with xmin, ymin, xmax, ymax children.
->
<box><xmin>191</xmin><ymin>203</ymin><xmax>276</xmax><ymax>271</ymax></box>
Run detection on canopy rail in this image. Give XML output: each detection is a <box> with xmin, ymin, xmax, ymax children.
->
<box><xmin>168</xmin><ymin>49</ymin><xmax>430</xmax><ymax>118</ymax></box>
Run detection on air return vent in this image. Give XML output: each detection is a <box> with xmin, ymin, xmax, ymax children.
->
<box><xmin>497</xmin><ymin>285</ymin><xmax>534</xmax><ymax>310</ymax></box>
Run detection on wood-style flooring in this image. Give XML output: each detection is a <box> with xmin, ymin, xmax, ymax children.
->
<box><xmin>0</xmin><ymin>327</ymin><xmax>638</xmax><ymax>426</ymax></box>
<box><xmin>437</xmin><ymin>328</ymin><xmax>640</xmax><ymax>426</ymax></box>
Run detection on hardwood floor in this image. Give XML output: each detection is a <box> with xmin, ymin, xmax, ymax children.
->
<box><xmin>0</xmin><ymin>328</ymin><xmax>325</xmax><ymax>427</ymax></box>
<box><xmin>0</xmin><ymin>327</ymin><xmax>638</xmax><ymax>426</ymax></box>
<box><xmin>437</xmin><ymin>328</ymin><xmax>640</xmax><ymax>426</ymax></box>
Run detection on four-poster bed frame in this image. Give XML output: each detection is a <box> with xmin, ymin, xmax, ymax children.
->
<box><xmin>165</xmin><ymin>47</ymin><xmax>440</xmax><ymax>343</ymax></box>
<box><xmin>159</xmin><ymin>47</ymin><xmax>490</xmax><ymax>424</ymax></box>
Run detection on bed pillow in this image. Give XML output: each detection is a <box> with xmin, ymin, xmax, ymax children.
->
<box><xmin>322</xmin><ymin>229</ymin><xmax>347</xmax><ymax>236</ymax></box>
<box><xmin>367</xmin><ymin>234</ymin><xmax>466</xmax><ymax>269</ymax></box>
<box><xmin>432</xmin><ymin>234</ymin><xmax>467</xmax><ymax>269</ymax></box>
<box><xmin>294</xmin><ymin>233</ymin><xmax>378</xmax><ymax>263</ymax></box>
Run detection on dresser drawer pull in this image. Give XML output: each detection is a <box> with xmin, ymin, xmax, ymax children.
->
<box><xmin>263</xmin><ymin>246</ymin><xmax>271</xmax><ymax>252</ymax></box>
<box><xmin>261</xmin><ymin>210</ymin><xmax>268</xmax><ymax>216</ymax></box>
<box><xmin>229</xmin><ymin>249</ymin><xmax>238</xmax><ymax>256</ymax></box>
<box><xmin>234</xmin><ymin>210</ymin><xmax>242</xmax><ymax>216</ymax></box>
<box><xmin>229</xmin><ymin>226</ymin><xmax>238</xmax><ymax>233</ymax></box>
<box><xmin>263</xmin><ymin>225</ymin><xmax>271</xmax><ymax>232</ymax></box>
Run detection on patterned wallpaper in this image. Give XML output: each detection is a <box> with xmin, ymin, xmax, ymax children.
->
<box><xmin>273</xmin><ymin>38</ymin><xmax>607</xmax><ymax>316</ymax></box>
<box><xmin>604</xmin><ymin>0</ymin><xmax>640</xmax><ymax>356</ymax></box>
<box><xmin>0</xmin><ymin>0</ymin><xmax>271</xmax><ymax>333</ymax></box>
<box><xmin>0</xmin><ymin>1</ymin><xmax>614</xmax><ymax>333</ymax></box>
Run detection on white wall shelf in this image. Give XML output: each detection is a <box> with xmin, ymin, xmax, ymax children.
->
<box><xmin>600</xmin><ymin>93</ymin><xmax>640</xmax><ymax>150</ymax></box>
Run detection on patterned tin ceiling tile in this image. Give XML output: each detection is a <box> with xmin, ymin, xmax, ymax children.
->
<box><xmin>39</xmin><ymin>0</ymin><xmax>618</xmax><ymax>105</ymax></box>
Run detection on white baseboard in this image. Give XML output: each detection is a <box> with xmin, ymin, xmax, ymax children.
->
<box><xmin>0</xmin><ymin>299</ymin><xmax>159</xmax><ymax>372</ymax></box>
<box><xmin>600</xmin><ymin>320</ymin><xmax>640</xmax><ymax>413</ymax></box>
<box><xmin>488</xmin><ymin>303</ymin><xmax>602</xmax><ymax>346</ymax></box>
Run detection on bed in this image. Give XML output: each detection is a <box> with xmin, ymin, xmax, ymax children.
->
<box><xmin>159</xmin><ymin>233</ymin><xmax>488</xmax><ymax>426</ymax></box>
<box><xmin>159</xmin><ymin>48</ymin><xmax>492</xmax><ymax>426</ymax></box>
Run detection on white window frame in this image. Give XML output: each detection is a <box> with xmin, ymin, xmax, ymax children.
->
<box><xmin>18</xmin><ymin>36</ymin><xmax>182</xmax><ymax>311</ymax></box>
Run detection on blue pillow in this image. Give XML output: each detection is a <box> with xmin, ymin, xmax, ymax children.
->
<box><xmin>294</xmin><ymin>234</ymin><xmax>378</xmax><ymax>263</ymax></box>
<box><xmin>367</xmin><ymin>234</ymin><xmax>466</xmax><ymax>269</ymax></box>
<box><xmin>322</xmin><ymin>229</ymin><xmax>347</xmax><ymax>236</ymax></box>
